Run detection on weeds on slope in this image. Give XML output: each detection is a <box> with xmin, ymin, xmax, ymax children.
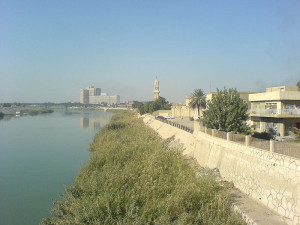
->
<box><xmin>42</xmin><ymin>111</ymin><xmax>245</xmax><ymax>225</ymax></box>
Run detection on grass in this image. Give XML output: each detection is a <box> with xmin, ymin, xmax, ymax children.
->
<box><xmin>41</xmin><ymin>111</ymin><xmax>245</xmax><ymax>225</ymax></box>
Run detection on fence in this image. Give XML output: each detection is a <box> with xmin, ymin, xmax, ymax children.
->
<box><xmin>155</xmin><ymin>117</ymin><xmax>194</xmax><ymax>134</ymax></box>
<box><xmin>206</xmin><ymin>127</ymin><xmax>212</xmax><ymax>135</ymax></box>
<box><xmin>231</xmin><ymin>133</ymin><xmax>245</xmax><ymax>144</ymax></box>
<box><xmin>249</xmin><ymin>137</ymin><xmax>270</xmax><ymax>151</ymax></box>
<box><xmin>154</xmin><ymin>116</ymin><xmax>300</xmax><ymax>159</ymax></box>
<box><xmin>274</xmin><ymin>141</ymin><xmax>300</xmax><ymax>158</ymax></box>
<box><xmin>213</xmin><ymin>129</ymin><xmax>227</xmax><ymax>140</ymax></box>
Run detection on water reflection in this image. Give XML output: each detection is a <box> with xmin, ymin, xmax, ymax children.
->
<box><xmin>80</xmin><ymin>114</ymin><xmax>112</xmax><ymax>130</ymax></box>
<box><xmin>0</xmin><ymin>109</ymin><xmax>113</xmax><ymax>225</ymax></box>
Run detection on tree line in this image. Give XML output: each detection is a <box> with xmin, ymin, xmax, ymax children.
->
<box><xmin>132</xmin><ymin>96</ymin><xmax>171</xmax><ymax>114</ymax></box>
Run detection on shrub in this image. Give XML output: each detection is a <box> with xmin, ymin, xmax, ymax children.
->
<box><xmin>252</xmin><ymin>131</ymin><xmax>273</xmax><ymax>140</ymax></box>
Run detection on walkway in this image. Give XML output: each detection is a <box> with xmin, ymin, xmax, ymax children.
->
<box><xmin>169</xmin><ymin>118</ymin><xmax>195</xmax><ymax>130</ymax></box>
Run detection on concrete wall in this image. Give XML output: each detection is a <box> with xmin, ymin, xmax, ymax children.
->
<box><xmin>171</xmin><ymin>105</ymin><xmax>193</xmax><ymax>118</ymax></box>
<box><xmin>142</xmin><ymin>115</ymin><xmax>300</xmax><ymax>225</ymax></box>
<box><xmin>152</xmin><ymin>110</ymin><xmax>172</xmax><ymax>117</ymax></box>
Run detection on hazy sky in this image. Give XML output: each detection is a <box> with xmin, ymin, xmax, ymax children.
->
<box><xmin>1</xmin><ymin>0</ymin><xmax>300</xmax><ymax>103</ymax></box>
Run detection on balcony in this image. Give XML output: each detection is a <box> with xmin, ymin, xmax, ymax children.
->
<box><xmin>249</xmin><ymin>108</ymin><xmax>300</xmax><ymax>118</ymax></box>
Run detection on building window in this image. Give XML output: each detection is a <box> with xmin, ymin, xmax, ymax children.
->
<box><xmin>265</xmin><ymin>103</ymin><xmax>277</xmax><ymax>114</ymax></box>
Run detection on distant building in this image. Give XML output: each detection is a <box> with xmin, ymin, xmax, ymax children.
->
<box><xmin>171</xmin><ymin>97</ymin><xmax>198</xmax><ymax>119</ymax></box>
<box><xmin>87</xmin><ymin>86</ymin><xmax>101</xmax><ymax>97</ymax></box>
<box><xmin>249</xmin><ymin>86</ymin><xmax>300</xmax><ymax>136</ymax></box>
<box><xmin>206</xmin><ymin>91</ymin><xmax>254</xmax><ymax>109</ymax></box>
<box><xmin>80</xmin><ymin>86</ymin><xmax>120</xmax><ymax>105</ymax></box>
<box><xmin>154</xmin><ymin>78</ymin><xmax>160</xmax><ymax>100</ymax></box>
<box><xmin>80</xmin><ymin>89</ymin><xmax>89</xmax><ymax>104</ymax></box>
<box><xmin>172</xmin><ymin>91</ymin><xmax>254</xmax><ymax>120</ymax></box>
<box><xmin>89</xmin><ymin>95</ymin><xmax>120</xmax><ymax>105</ymax></box>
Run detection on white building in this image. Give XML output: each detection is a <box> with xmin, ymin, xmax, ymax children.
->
<box><xmin>89</xmin><ymin>95</ymin><xmax>120</xmax><ymax>105</ymax></box>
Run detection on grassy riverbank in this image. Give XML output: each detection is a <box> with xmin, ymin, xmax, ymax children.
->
<box><xmin>21</xmin><ymin>108</ymin><xmax>53</xmax><ymax>115</ymax></box>
<box><xmin>42</xmin><ymin>111</ymin><xmax>245</xmax><ymax>225</ymax></box>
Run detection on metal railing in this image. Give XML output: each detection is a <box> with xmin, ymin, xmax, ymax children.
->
<box><xmin>155</xmin><ymin>117</ymin><xmax>194</xmax><ymax>134</ymax></box>
<box><xmin>249</xmin><ymin>137</ymin><xmax>270</xmax><ymax>151</ymax></box>
<box><xmin>231</xmin><ymin>133</ymin><xmax>245</xmax><ymax>144</ymax></box>
<box><xmin>214</xmin><ymin>129</ymin><xmax>227</xmax><ymax>140</ymax></box>
<box><xmin>249</xmin><ymin>108</ymin><xmax>300</xmax><ymax>115</ymax></box>
<box><xmin>206</xmin><ymin>127</ymin><xmax>212</xmax><ymax>135</ymax></box>
<box><xmin>274</xmin><ymin>141</ymin><xmax>300</xmax><ymax>158</ymax></box>
<box><xmin>154</xmin><ymin>117</ymin><xmax>300</xmax><ymax>159</ymax></box>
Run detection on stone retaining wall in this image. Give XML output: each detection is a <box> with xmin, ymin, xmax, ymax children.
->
<box><xmin>142</xmin><ymin>115</ymin><xmax>300</xmax><ymax>225</ymax></box>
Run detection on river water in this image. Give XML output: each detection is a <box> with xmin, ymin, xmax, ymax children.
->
<box><xmin>0</xmin><ymin>109</ymin><xmax>113</xmax><ymax>225</ymax></box>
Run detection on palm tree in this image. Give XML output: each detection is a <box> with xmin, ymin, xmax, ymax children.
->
<box><xmin>189</xmin><ymin>89</ymin><xmax>206</xmax><ymax>118</ymax></box>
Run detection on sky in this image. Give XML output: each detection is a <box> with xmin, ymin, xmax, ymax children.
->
<box><xmin>1</xmin><ymin>0</ymin><xmax>300</xmax><ymax>103</ymax></box>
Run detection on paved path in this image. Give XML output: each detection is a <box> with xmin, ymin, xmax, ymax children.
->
<box><xmin>168</xmin><ymin>118</ymin><xmax>196</xmax><ymax>130</ymax></box>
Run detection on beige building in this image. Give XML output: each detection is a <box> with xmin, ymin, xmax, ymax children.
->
<box><xmin>249</xmin><ymin>86</ymin><xmax>300</xmax><ymax>136</ymax></box>
<box><xmin>171</xmin><ymin>97</ymin><xmax>199</xmax><ymax>119</ymax></box>
<box><xmin>206</xmin><ymin>91</ymin><xmax>254</xmax><ymax>108</ymax></box>
<box><xmin>80</xmin><ymin>89</ymin><xmax>89</xmax><ymax>104</ymax></box>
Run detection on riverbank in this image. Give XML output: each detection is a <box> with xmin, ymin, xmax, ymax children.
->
<box><xmin>20</xmin><ymin>108</ymin><xmax>54</xmax><ymax>115</ymax></box>
<box><xmin>0</xmin><ymin>106</ymin><xmax>53</xmax><ymax>116</ymax></box>
<box><xmin>42</xmin><ymin>111</ymin><xmax>244</xmax><ymax>225</ymax></box>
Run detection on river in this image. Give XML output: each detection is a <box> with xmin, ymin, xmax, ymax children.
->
<box><xmin>0</xmin><ymin>109</ymin><xmax>113</xmax><ymax>225</ymax></box>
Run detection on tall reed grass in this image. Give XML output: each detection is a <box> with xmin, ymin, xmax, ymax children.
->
<box><xmin>42</xmin><ymin>111</ymin><xmax>245</xmax><ymax>225</ymax></box>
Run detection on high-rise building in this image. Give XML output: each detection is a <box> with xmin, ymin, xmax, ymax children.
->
<box><xmin>80</xmin><ymin>89</ymin><xmax>89</xmax><ymax>104</ymax></box>
<box><xmin>87</xmin><ymin>86</ymin><xmax>101</xmax><ymax>96</ymax></box>
<box><xmin>80</xmin><ymin>86</ymin><xmax>120</xmax><ymax>105</ymax></box>
<box><xmin>154</xmin><ymin>78</ymin><xmax>160</xmax><ymax>100</ymax></box>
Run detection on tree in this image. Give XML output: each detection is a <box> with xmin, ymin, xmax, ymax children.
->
<box><xmin>132</xmin><ymin>101</ymin><xmax>144</xmax><ymax>109</ymax></box>
<box><xmin>189</xmin><ymin>89</ymin><xmax>206</xmax><ymax>117</ymax></box>
<box><xmin>297</xmin><ymin>81</ymin><xmax>300</xmax><ymax>88</ymax></box>
<box><xmin>203</xmin><ymin>88</ymin><xmax>249</xmax><ymax>133</ymax></box>
<box><xmin>134</xmin><ymin>97</ymin><xmax>171</xmax><ymax>115</ymax></box>
<box><xmin>153</xmin><ymin>96</ymin><xmax>171</xmax><ymax>111</ymax></box>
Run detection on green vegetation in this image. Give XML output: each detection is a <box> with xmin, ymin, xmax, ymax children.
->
<box><xmin>252</xmin><ymin>131</ymin><xmax>273</xmax><ymax>140</ymax></box>
<box><xmin>133</xmin><ymin>96</ymin><xmax>171</xmax><ymax>115</ymax></box>
<box><xmin>0</xmin><ymin>112</ymin><xmax>4</xmax><ymax>119</ymax></box>
<box><xmin>203</xmin><ymin>88</ymin><xmax>249</xmax><ymax>133</ymax></box>
<box><xmin>294</xmin><ymin>128</ymin><xmax>300</xmax><ymax>142</ymax></box>
<box><xmin>21</xmin><ymin>108</ymin><xmax>54</xmax><ymax>115</ymax></box>
<box><xmin>189</xmin><ymin>89</ymin><xmax>206</xmax><ymax>117</ymax></box>
<box><xmin>42</xmin><ymin>111</ymin><xmax>244</xmax><ymax>225</ymax></box>
<box><xmin>297</xmin><ymin>81</ymin><xmax>300</xmax><ymax>88</ymax></box>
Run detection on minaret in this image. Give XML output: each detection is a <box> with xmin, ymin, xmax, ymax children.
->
<box><xmin>154</xmin><ymin>78</ymin><xmax>160</xmax><ymax>100</ymax></box>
